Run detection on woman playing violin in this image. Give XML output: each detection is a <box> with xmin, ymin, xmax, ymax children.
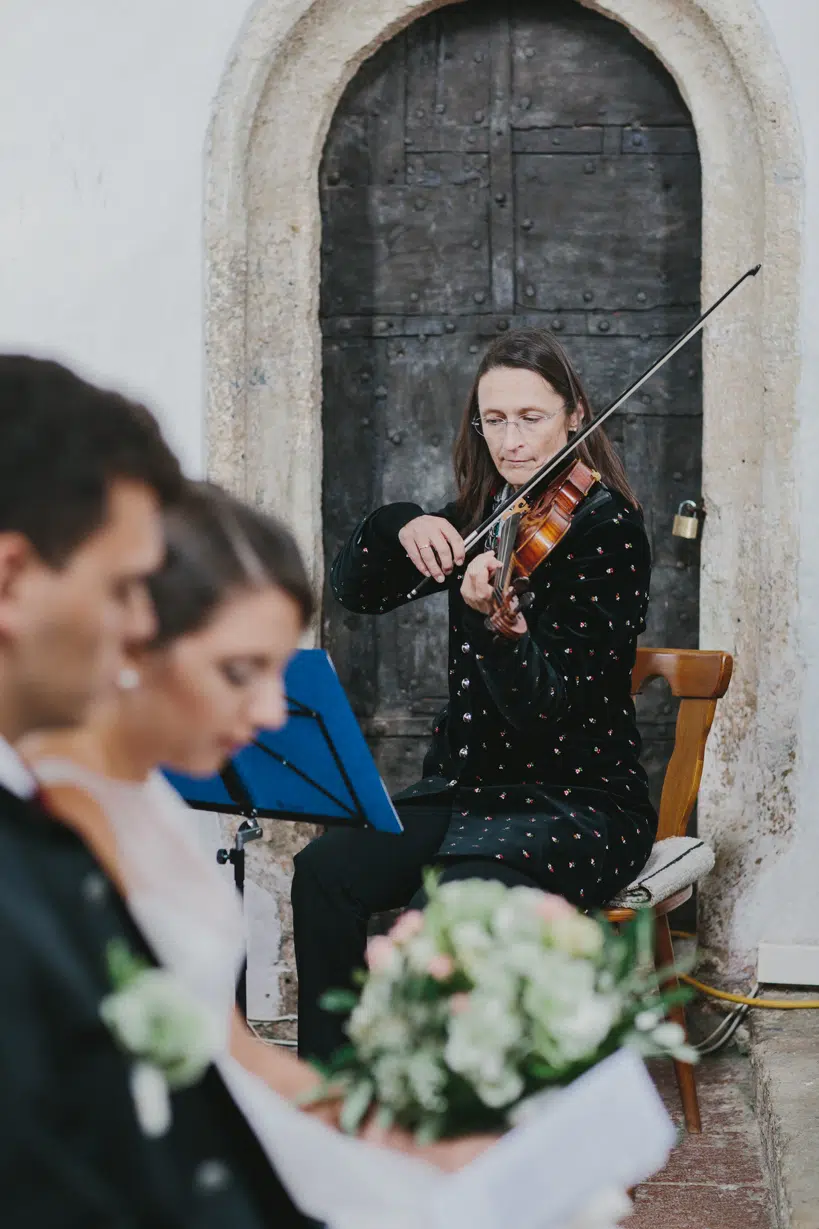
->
<box><xmin>292</xmin><ymin>329</ymin><xmax>657</xmax><ymax>1061</ymax></box>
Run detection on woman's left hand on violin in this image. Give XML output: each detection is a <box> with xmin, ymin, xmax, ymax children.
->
<box><xmin>460</xmin><ymin>551</ymin><xmax>498</xmax><ymax>614</ymax></box>
<box><xmin>461</xmin><ymin>552</ymin><xmax>528</xmax><ymax>637</ymax></box>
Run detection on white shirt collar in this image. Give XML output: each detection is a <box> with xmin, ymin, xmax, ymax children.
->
<box><xmin>0</xmin><ymin>736</ymin><xmax>37</xmax><ymax>800</ymax></box>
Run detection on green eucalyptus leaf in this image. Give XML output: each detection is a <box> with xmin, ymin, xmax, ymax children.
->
<box><xmin>319</xmin><ymin>989</ymin><xmax>359</xmax><ymax>1014</ymax></box>
<box><xmin>339</xmin><ymin>1079</ymin><xmax>374</xmax><ymax>1134</ymax></box>
<box><xmin>106</xmin><ymin>939</ymin><xmax>148</xmax><ymax>989</ymax></box>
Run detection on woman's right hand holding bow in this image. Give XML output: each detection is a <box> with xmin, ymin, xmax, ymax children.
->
<box><xmin>399</xmin><ymin>515</ymin><xmax>466</xmax><ymax>584</ymax></box>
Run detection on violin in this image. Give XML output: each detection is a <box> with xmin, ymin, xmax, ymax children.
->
<box><xmin>405</xmin><ymin>264</ymin><xmax>760</xmax><ymax>608</ymax></box>
<box><xmin>486</xmin><ymin>459</ymin><xmax>600</xmax><ymax>639</ymax></box>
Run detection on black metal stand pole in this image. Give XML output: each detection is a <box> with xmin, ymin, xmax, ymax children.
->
<box><xmin>217</xmin><ymin>815</ymin><xmax>263</xmax><ymax>1019</ymax></box>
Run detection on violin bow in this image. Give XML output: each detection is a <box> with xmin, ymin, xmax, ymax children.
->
<box><xmin>406</xmin><ymin>263</ymin><xmax>761</xmax><ymax>600</ymax></box>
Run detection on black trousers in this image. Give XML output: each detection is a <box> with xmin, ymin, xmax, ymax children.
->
<box><xmin>291</xmin><ymin>804</ymin><xmax>538</xmax><ymax>1062</ymax></box>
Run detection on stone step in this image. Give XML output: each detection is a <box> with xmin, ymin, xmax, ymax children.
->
<box><xmin>750</xmin><ymin>996</ymin><xmax>819</xmax><ymax>1229</ymax></box>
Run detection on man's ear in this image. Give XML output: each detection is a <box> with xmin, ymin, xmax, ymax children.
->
<box><xmin>0</xmin><ymin>534</ymin><xmax>38</xmax><ymax>634</ymax></box>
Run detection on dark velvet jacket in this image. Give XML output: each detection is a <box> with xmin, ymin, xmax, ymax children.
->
<box><xmin>331</xmin><ymin>483</ymin><xmax>657</xmax><ymax>906</ymax></box>
<box><xmin>0</xmin><ymin>785</ymin><xmax>309</xmax><ymax>1229</ymax></box>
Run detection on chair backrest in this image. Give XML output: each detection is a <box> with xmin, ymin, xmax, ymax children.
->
<box><xmin>631</xmin><ymin>648</ymin><xmax>733</xmax><ymax>841</ymax></box>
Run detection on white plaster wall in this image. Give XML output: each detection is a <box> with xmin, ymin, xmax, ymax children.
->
<box><xmin>1</xmin><ymin>0</ymin><xmax>818</xmax><ymax>983</ymax></box>
<box><xmin>0</xmin><ymin>0</ymin><xmax>250</xmax><ymax>473</ymax></box>
<box><xmin>735</xmin><ymin>1</ymin><xmax>819</xmax><ymax>956</ymax></box>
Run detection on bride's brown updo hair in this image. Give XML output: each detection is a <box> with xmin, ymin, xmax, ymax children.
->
<box><xmin>148</xmin><ymin>481</ymin><xmax>314</xmax><ymax>646</ymax></box>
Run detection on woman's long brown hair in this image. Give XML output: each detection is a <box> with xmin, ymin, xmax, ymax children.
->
<box><xmin>452</xmin><ymin>329</ymin><xmax>639</xmax><ymax>530</ymax></box>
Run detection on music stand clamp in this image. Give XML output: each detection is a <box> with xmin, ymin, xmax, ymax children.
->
<box><xmin>217</xmin><ymin>815</ymin><xmax>263</xmax><ymax>1015</ymax></box>
<box><xmin>217</xmin><ymin>815</ymin><xmax>263</xmax><ymax>891</ymax></box>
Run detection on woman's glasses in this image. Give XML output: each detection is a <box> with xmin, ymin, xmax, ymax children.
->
<box><xmin>471</xmin><ymin>413</ymin><xmax>566</xmax><ymax>438</ymax></box>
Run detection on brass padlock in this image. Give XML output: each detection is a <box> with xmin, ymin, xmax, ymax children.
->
<box><xmin>672</xmin><ymin>499</ymin><xmax>700</xmax><ymax>540</ymax></box>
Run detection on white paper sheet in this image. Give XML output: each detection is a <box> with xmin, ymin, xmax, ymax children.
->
<box><xmin>219</xmin><ymin>1049</ymin><xmax>675</xmax><ymax>1229</ymax></box>
<box><xmin>429</xmin><ymin>1050</ymin><xmax>674</xmax><ymax>1229</ymax></box>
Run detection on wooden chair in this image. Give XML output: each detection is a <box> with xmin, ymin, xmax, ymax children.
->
<box><xmin>606</xmin><ymin>647</ymin><xmax>733</xmax><ymax>1134</ymax></box>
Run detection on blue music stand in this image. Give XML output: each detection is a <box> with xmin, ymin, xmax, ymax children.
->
<box><xmin>164</xmin><ymin>648</ymin><xmax>402</xmax><ymax>1015</ymax></box>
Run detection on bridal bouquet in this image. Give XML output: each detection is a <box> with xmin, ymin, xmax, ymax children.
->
<box><xmin>316</xmin><ymin>873</ymin><xmax>694</xmax><ymax>1141</ymax></box>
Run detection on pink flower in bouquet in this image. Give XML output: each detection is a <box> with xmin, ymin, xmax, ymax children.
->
<box><xmin>533</xmin><ymin>893</ymin><xmax>576</xmax><ymax>923</ymax></box>
<box><xmin>427</xmin><ymin>954</ymin><xmax>455</xmax><ymax>981</ymax></box>
<box><xmin>389</xmin><ymin>910</ymin><xmax>424</xmax><ymax>944</ymax></box>
<box><xmin>365</xmin><ymin>935</ymin><xmax>397</xmax><ymax>972</ymax></box>
<box><xmin>449</xmin><ymin>993</ymin><xmax>472</xmax><ymax>1015</ymax></box>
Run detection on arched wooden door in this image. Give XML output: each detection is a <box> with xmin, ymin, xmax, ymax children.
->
<box><xmin>320</xmin><ymin>0</ymin><xmax>702</xmax><ymax>803</ymax></box>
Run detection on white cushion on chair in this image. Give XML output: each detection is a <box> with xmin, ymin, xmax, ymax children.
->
<box><xmin>607</xmin><ymin>837</ymin><xmax>716</xmax><ymax>909</ymax></box>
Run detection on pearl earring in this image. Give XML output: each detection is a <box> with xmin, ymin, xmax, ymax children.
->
<box><xmin>117</xmin><ymin>666</ymin><xmax>141</xmax><ymax>691</ymax></box>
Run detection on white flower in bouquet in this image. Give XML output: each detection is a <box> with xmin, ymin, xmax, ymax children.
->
<box><xmin>314</xmin><ymin>871</ymin><xmax>697</xmax><ymax>1141</ymax></box>
<box><xmin>445</xmin><ymin>988</ymin><xmax>525</xmax><ymax>1105</ymax></box>
<box><xmin>523</xmin><ymin>955</ymin><xmax>622</xmax><ymax>1064</ymax></box>
<box><xmin>549</xmin><ymin>911</ymin><xmax>605</xmax><ymax>959</ymax></box>
<box><xmin>626</xmin><ymin>1017</ymin><xmax>694</xmax><ymax>1063</ymax></box>
<box><xmin>406</xmin><ymin>1049</ymin><xmax>449</xmax><ymax>1112</ymax></box>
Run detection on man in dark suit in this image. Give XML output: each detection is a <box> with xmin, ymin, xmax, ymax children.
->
<box><xmin>0</xmin><ymin>357</ymin><xmax>311</xmax><ymax>1226</ymax></box>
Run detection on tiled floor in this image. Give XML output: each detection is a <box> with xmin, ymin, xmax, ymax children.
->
<box><xmin>627</xmin><ymin>1055</ymin><xmax>773</xmax><ymax>1228</ymax></box>
<box><xmin>256</xmin><ymin>1025</ymin><xmax>774</xmax><ymax>1226</ymax></box>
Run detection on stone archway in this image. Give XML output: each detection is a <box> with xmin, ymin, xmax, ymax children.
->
<box><xmin>205</xmin><ymin>0</ymin><xmax>802</xmax><ymax>989</ymax></box>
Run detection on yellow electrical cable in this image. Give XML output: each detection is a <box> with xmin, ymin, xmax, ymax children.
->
<box><xmin>667</xmin><ymin>929</ymin><xmax>819</xmax><ymax>1008</ymax></box>
<box><xmin>680</xmin><ymin>973</ymin><xmax>819</xmax><ymax>1009</ymax></box>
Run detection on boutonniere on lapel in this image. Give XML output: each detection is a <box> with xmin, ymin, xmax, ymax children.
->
<box><xmin>100</xmin><ymin>940</ymin><xmax>222</xmax><ymax>1138</ymax></box>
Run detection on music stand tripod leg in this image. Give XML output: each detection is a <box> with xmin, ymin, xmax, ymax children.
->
<box><xmin>217</xmin><ymin>815</ymin><xmax>263</xmax><ymax>1019</ymax></box>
